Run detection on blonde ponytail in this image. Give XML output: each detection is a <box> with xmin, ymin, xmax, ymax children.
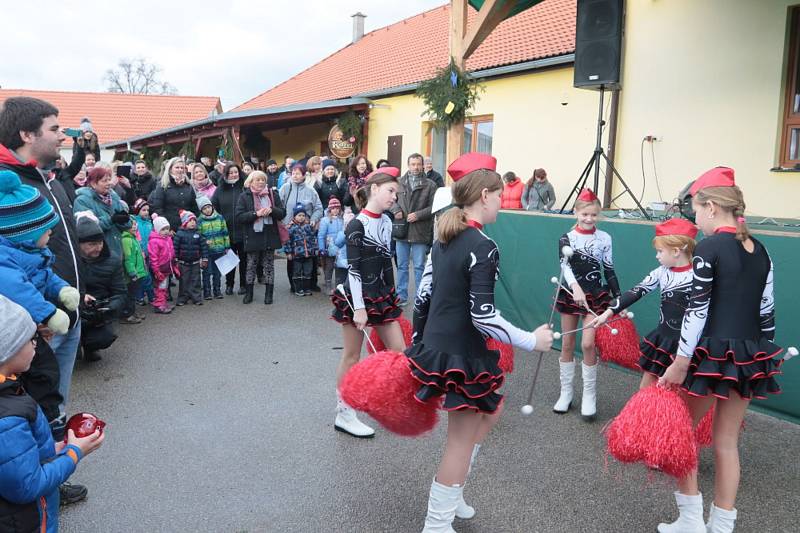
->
<box><xmin>694</xmin><ymin>185</ymin><xmax>751</xmax><ymax>242</ymax></box>
<box><xmin>437</xmin><ymin>206</ymin><xmax>469</xmax><ymax>244</ymax></box>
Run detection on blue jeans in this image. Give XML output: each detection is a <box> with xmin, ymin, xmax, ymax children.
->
<box><xmin>48</xmin><ymin>322</ymin><xmax>81</xmax><ymax>420</ymax></box>
<box><xmin>395</xmin><ymin>241</ymin><xmax>429</xmax><ymax>302</ymax></box>
<box><xmin>203</xmin><ymin>252</ymin><xmax>224</xmax><ymax>296</ymax></box>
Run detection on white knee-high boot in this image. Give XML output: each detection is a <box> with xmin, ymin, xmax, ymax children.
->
<box><xmin>455</xmin><ymin>444</ymin><xmax>480</xmax><ymax>520</ymax></box>
<box><xmin>706</xmin><ymin>502</ymin><xmax>737</xmax><ymax>533</ymax></box>
<box><xmin>657</xmin><ymin>492</ymin><xmax>706</xmax><ymax>533</ymax></box>
<box><xmin>422</xmin><ymin>479</ymin><xmax>460</xmax><ymax>533</ymax></box>
<box><xmin>581</xmin><ymin>362</ymin><xmax>598</xmax><ymax>421</ymax></box>
<box><xmin>334</xmin><ymin>392</ymin><xmax>375</xmax><ymax>438</ymax></box>
<box><xmin>553</xmin><ymin>360</ymin><xmax>575</xmax><ymax>413</ymax></box>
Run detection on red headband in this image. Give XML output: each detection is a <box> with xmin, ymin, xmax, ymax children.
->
<box><xmin>446</xmin><ymin>152</ymin><xmax>497</xmax><ymax>181</ymax></box>
<box><xmin>655</xmin><ymin>218</ymin><xmax>698</xmax><ymax>239</ymax></box>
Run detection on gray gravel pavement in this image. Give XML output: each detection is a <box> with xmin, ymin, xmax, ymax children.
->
<box><xmin>61</xmin><ymin>260</ymin><xmax>799</xmax><ymax>532</ymax></box>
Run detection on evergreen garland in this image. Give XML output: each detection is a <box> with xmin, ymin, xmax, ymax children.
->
<box><xmin>337</xmin><ymin>111</ymin><xmax>362</xmax><ymax>144</ymax></box>
<box><xmin>416</xmin><ymin>59</ymin><xmax>484</xmax><ymax>129</ymax></box>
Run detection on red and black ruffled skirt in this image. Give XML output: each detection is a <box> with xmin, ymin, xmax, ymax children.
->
<box><xmin>637</xmin><ymin>329</ymin><xmax>679</xmax><ymax>377</ymax></box>
<box><xmin>555</xmin><ymin>286</ymin><xmax>611</xmax><ymax>316</ymax></box>
<box><xmin>405</xmin><ymin>343</ymin><xmax>505</xmax><ymax>414</ymax></box>
<box><xmin>682</xmin><ymin>337</ymin><xmax>783</xmax><ymax>400</ymax></box>
<box><xmin>331</xmin><ymin>286</ymin><xmax>402</xmax><ymax>326</ymax></box>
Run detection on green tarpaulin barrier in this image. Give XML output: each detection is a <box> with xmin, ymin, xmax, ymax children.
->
<box><xmin>468</xmin><ymin>0</ymin><xmax>544</xmax><ymax>19</ymax></box>
<box><xmin>485</xmin><ymin>211</ymin><xmax>800</xmax><ymax>424</ymax></box>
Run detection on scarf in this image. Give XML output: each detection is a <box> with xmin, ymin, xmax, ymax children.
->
<box><xmin>251</xmin><ymin>187</ymin><xmax>273</xmax><ymax>233</ymax></box>
<box><xmin>347</xmin><ymin>171</ymin><xmax>368</xmax><ymax>191</ymax></box>
<box><xmin>96</xmin><ymin>190</ymin><xmax>112</xmax><ymax>206</ymax></box>
<box><xmin>192</xmin><ymin>175</ymin><xmax>212</xmax><ymax>192</ymax></box>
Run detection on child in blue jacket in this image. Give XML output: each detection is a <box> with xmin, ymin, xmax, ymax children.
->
<box><xmin>0</xmin><ymin>295</ymin><xmax>104</xmax><ymax>532</ymax></box>
<box><xmin>0</xmin><ymin>170</ymin><xmax>79</xmax><ymax>335</ymax></box>
<box><xmin>284</xmin><ymin>203</ymin><xmax>319</xmax><ymax>296</ymax></box>
<box><xmin>317</xmin><ymin>197</ymin><xmax>344</xmax><ymax>295</ymax></box>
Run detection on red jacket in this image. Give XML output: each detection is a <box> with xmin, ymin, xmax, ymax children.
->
<box><xmin>501</xmin><ymin>179</ymin><xmax>524</xmax><ymax>209</ymax></box>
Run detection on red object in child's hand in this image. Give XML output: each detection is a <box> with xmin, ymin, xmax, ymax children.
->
<box><xmin>63</xmin><ymin>412</ymin><xmax>106</xmax><ymax>442</ymax></box>
<box><xmin>368</xmin><ymin>315</ymin><xmax>413</xmax><ymax>354</ymax></box>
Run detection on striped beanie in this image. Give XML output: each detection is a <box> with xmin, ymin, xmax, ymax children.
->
<box><xmin>179</xmin><ymin>209</ymin><xmax>196</xmax><ymax>227</ymax></box>
<box><xmin>0</xmin><ymin>169</ymin><xmax>60</xmax><ymax>244</ymax></box>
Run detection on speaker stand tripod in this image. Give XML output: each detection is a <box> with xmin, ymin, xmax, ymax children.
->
<box><xmin>559</xmin><ymin>87</ymin><xmax>650</xmax><ymax>219</ymax></box>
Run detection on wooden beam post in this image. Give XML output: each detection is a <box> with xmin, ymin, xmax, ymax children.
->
<box><xmin>446</xmin><ymin>0</ymin><xmax>469</xmax><ymax>176</ymax></box>
<box><xmin>462</xmin><ymin>0</ymin><xmax>514</xmax><ymax>59</ymax></box>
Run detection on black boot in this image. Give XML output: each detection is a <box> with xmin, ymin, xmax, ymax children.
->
<box><xmin>238</xmin><ymin>286</ymin><xmax>247</xmax><ymax>295</ymax></box>
<box><xmin>243</xmin><ymin>284</ymin><xmax>254</xmax><ymax>304</ymax></box>
<box><xmin>225</xmin><ymin>285</ymin><xmax>234</xmax><ymax>295</ymax></box>
<box><xmin>264</xmin><ymin>284</ymin><xmax>273</xmax><ymax>304</ymax></box>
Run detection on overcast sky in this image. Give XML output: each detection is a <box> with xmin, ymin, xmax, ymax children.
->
<box><xmin>1</xmin><ymin>0</ymin><xmax>445</xmax><ymax>110</ymax></box>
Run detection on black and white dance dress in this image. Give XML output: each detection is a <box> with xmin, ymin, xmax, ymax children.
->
<box><xmin>331</xmin><ymin>209</ymin><xmax>401</xmax><ymax>325</ymax></box>
<box><xmin>607</xmin><ymin>264</ymin><xmax>693</xmax><ymax>376</ymax></box>
<box><xmin>555</xmin><ymin>226</ymin><xmax>620</xmax><ymax>315</ymax></box>
<box><xmin>406</xmin><ymin>221</ymin><xmax>538</xmax><ymax>413</ymax></box>
<box><xmin>677</xmin><ymin>227</ymin><xmax>782</xmax><ymax>400</ymax></box>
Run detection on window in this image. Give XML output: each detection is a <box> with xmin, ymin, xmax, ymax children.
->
<box><xmin>781</xmin><ymin>9</ymin><xmax>800</xmax><ymax>168</ymax></box>
<box><xmin>464</xmin><ymin>115</ymin><xmax>493</xmax><ymax>154</ymax></box>
<box><xmin>424</xmin><ymin>124</ymin><xmax>447</xmax><ymax>175</ymax></box>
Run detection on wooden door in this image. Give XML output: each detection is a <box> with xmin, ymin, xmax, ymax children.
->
<box><xmin>387</xmin><ymin>135</ymin><xmax>402</xmax><ymax>169</ymax></box>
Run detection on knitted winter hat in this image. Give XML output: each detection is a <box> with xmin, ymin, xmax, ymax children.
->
<box><xmin>196</xmin><ymin>196</ymin><xmax>213</xmax><ymax>211</ymax></box>
<box><xmin>132</xmin><ymin>198</ymin><xmax>149</xmax><ymax>215</ymax></box>
<box><xmin>322</xmin><ymin>159</ymin><xmax>336</xmax><ymax>171</ymax></box>
<box><xmin>266</xmin><ymin>159</ymin><xmax>277</xmax><ymax>166</ymax></box>
<box><xmin>179</xmin><ymin>209</ymin><xmax>196</xmax><ymax>227</ymax></box>
<box><xmin>0</xmin><ymin>169</ymin><xmax>60</xmax><ymax>244</ymax></box>
<box><xmin>327</xmin><ymin>197</ymin><xmax>341</xmax><ymax>210</ymax></box>
<box><xmin>74</xmin><ymin>211</ymin><xmax>104</xmax><ymax>243</ymax></box>
<box><xmin>293</xmin><ymin>203</ymin><xmax>308</xmax><ymax>217</ymax></box>
<box><xmin>0</xmin><ymin>295</ymin><xmax>36</xmax><ymax>365</ymax></box>
<box><xmin>152</xmin><ymin>215</ymin><xmax>170</xmax><ymax>233</ymax></box>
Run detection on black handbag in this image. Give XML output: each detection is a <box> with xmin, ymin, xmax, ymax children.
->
<box><xmin>391</xmin><ymin>218</ymin><xmax>408</xmax><ymax>240</ymax></box>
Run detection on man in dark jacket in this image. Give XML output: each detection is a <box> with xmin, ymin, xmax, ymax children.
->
<box><xmin>423</xmin><ymin>156</ymin><xmax>444</xmax><ymax>188</ymax></box>
<box><xmin>0</xmin><ymin>98</ymin><xmax>87</xmax><ymax>505</ymax></box>
<box><xmin>130</xmin><ymin>160</ymin><xmax>156</xmax><ymax>200</ymax></box>
<box><xmin>265</xmin><ymin>159</ymin><xmax>281</xmax><ymax>189</ymax></box>
<box><xmin>211</xmin><ymin>163</ymin><xmax>245</xmax><ymax>294</ymax></box>
<box><xmin>390</xmin><ymin>153</ymin><xmax>436</xmax><ymax>305</ymax></box>
<box><xmin>75</xmin><ymin>214</ymin><xmax>126</xmax><ymax>362</ymax></box>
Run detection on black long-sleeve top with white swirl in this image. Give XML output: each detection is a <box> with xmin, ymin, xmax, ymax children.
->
<box><xmin>559</xmin><ymin>227</ymin><xmax>620</xmax><ymax>297</ymax></box>
<box><xmin>608</xmin><ymin>265</ymin><xmax>693</xmax><ymax>333</ymax></box>
<box><xmin>677</xmin><ymin>231</ymin><xmax>775</xmax><ymax>359</ymax></box>
<box><xmin>412</xmin><ymin>226</ymin><xmax>537</xmax><ymax>354</ymax></box>
<box><xmin>344</xmin><ymin>210</ymin><xmax>394</xmax><ymax>310</ymax></box>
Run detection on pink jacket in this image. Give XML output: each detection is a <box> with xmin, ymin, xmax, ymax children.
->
<box><xmin>147</xmin><ymin>232</ymin><xmax>176</xmax><ymax>279</ymax></box>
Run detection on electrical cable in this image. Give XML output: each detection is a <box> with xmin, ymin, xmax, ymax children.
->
<box><xmin>651</xmin><ymin>142</ymin><xmax>664</xmax><ymax>202</ymax></box>
<box><xmin>638</xmin><ymin>138</ymin><xmax>646</xmax><ymax>204</ymax></box>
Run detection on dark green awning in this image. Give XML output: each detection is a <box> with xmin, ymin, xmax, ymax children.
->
<box><xmin>467</xmin><ymin>0</ymin><xmax>544</xmax><ymax>19</ymax></box>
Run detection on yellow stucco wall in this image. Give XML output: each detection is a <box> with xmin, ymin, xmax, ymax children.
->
<box><xmin>368</xmin><ymin>66</ymin><xmax>603</xmax><ymax>205</ymax></box>
<box><xmin>264</xmin><ymin>122</ymin><xmax>332</xmax><ymax>161</ymax></box>
<box><xmin>614</xmin><ymin>0</ymin><xmax>796</xmax><ymax>218</ymax></box>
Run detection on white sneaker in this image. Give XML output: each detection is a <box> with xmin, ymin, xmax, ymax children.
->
<box><xmin>334</xmin><ymin>401</ymin><xmax>375</xmax><ymax>438</ymax></box>
<box><xmin>657</xmin><ymin>492</ymin><xmax>706</xmax><ymax>533</ymax></box>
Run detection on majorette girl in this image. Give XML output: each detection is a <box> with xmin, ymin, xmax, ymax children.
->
<box><xmin>657</xmin><ymin>167</ymin><xmax>782</xmax><ymax>533</ymax></box>
<box><xmin>330</xmin><ymin>168</ymin><xmax>407</xmax><ymax>438</ymax></box>
<box><xmin>407</xmin><ymin>153</ymin><xmax>553</xmax><ymax>532</ymax></box>
<box><xmin>591</xmin><ymin>218</ymin><xmax>698</xmax><ymax>388</ymax></box>
<box><xmin>553</xmin><ymin>188</ymin><xmax>620</xmax><ymax>420</ymax></box>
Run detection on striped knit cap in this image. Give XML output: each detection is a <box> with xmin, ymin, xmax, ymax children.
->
<box><xmin>0</xmin><ymin>170</ymin><xmax>60</xmax><ymax>244</ymax></box>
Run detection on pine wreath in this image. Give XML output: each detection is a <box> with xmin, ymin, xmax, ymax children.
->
<box><xmin>416</xmin><ymin>59</ymin><xmax>483</xmax><ymax>129</ymax></box>
<box><xmin>337</xmin><ymin>111</ymin><xmax>362</xmax><ymax>145</ymax></box>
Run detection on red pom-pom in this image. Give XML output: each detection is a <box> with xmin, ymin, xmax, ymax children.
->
<box><xmin>605</xmin><ymin>385</ymin><xmax>697</xmax><ymax>479</ymax></box>
<box><xmin>694</xmin><ymin>403</ymin><xmax>744</xmax><ymax>448</ymax></box>
<box><xmin>368</xmin><ymin>316</ymin><xmax>413</xmax><ymax>354</ymax></box>
<box><xmin>595</xmin><ymin>317</ymin><xmax>641</xmax><ymax>370</ymax></box>
<box><xmin>338</xmin><ymin>350</ymin><xmax>439</xmax><ymax>436</ymax></box>
<box><xmin>487</xmin><ymin>338</ymin><xmax>514</xmax><ymax>373</ymax></box>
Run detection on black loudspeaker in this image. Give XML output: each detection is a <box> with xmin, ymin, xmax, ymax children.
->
<box><xmin>573</xmin><ymin>0</ymin><xmax>624</xmax><ymax>90</ymax></box>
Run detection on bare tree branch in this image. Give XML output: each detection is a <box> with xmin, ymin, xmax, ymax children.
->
<box><xmin>104</xmin><ymin>57</ymin><xmax>178</xmax><ymax>95</ymax></box>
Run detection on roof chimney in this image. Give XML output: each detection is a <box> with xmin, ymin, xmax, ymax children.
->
<box><xmin>351</xmin><ymin>12</ymin><xmax>366</xmax><ymax>43</ymax></box>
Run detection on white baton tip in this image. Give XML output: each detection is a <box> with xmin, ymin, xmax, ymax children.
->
<box><xmin>550</xmin><ymin>276</ymin><xmax>559</xmax><ymax>284</ymax></box>
<box><xmin>521</xmin><ymin>404</ymin><xmax>534</xmax><ymax>415</ymax></box>
<box><xmin>561</xmin><ymin>245</ymin><xmax>574</xmax><ymax>258</ymax></box>
<box><xmin>553</xmin><ymin>332</ymin><xmax>562</xmax><ymax>340</ymax></box>
<box><xmin>336</xmin><ymin>284</ymin><xmax>346</xmax><ymax>295</ymax></box>
<box><xmin>611</xmin><ymin>328</ymin><xmax>619</xmax><ymax>335</ymax></box>
<box><xmin>626</xmin><ymin>311</ymin><xmax>634</xmax><ymax>319</ymax></box>
<box><xmin>788</xmin><ymin>347</ymin><xmax>799</xmax><ymax>357</ymax></box>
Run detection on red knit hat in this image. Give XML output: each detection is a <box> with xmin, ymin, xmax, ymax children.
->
<box><xmin>446</xmin><ymin>152</ymin><xmax>497</xmax><ymax>181</ymax></box>
<box><xmin>655</xmin><ymin>218</ymin><xmax>698</xmax><ymax>239</ymax></box>
<box><xmin>577</xmin><ymin>188</ymin><xmax>599</xmax><ymax>203</ymax></box>
<box><xmin>689</xmin><ymin>167</ymin><xmax>735</xmax><ymax>196</ymax></box>
<box><xmin>365</xmin><ymin>166</ymin><xmax>400</xmax><ymax>180</ymax></box>
<box><xmin>327</xmin><ymin>197</ymin><xmax>341</xmax><ymax>209</ymax></box>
